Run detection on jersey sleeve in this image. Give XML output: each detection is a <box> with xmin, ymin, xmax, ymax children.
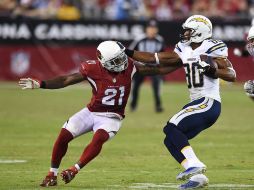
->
<box><xmin>79</xmin><ymin>60</ymin><xmax>98</xmax><ymax>78</ymax></box>
<box><xmin>79</xmin><ymin>62</ymin><xmax>89</xmax><ymax>78</ymax></box>
<box><xmin>204</xmin><ymin>40</ymin><xmax>228</xmax><ymax>58</ymax></box>
<box><xmin>174</xmin><ymin>42</ymin><xmax>183</xmax><ymax>58</ymax></box>
<box><xmin>209</xmin><ymin>45</ymin><xmax>228</xmax><ymax>58</ymax></box>
<box><xmin>127</xmin><ymin>59</ymin><xmax>137</xmax><ymax>78</ymax></box>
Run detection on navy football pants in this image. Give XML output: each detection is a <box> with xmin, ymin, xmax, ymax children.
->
<box><xmin>163</xmin><ymin>97</ymin><xmax>221</xmax><ymax>164</ymax></box>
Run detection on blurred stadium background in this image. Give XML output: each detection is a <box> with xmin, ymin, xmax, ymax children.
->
<box><xmin>0</xmin><ymin>0</ymin><xmax>253</xmax><ymax>80</ymax></box>
<box><xmin>0</xmin><ymin>0</ymin><xmax>254</xmax><ymax>189</ymax></box>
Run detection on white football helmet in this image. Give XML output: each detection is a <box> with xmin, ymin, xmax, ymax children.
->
<box><xmin>181</xmin><ymin>15</ymin><xmax>213</xmax><ymax>44</ymax></box>
<box><xmin>246</xmin><ymin>26</ymin><xmax>254</xmax><ymax>56</ymax></box>
<box><xmin>97</xmin><ymin>41</ymin><xmax>128</xmax><ymax>72</ymax></box>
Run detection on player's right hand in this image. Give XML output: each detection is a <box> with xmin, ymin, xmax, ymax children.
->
<box><xmin>197</xmin><ymin>61</ymin><xmax>217</xmax><ymax>78</ymax></box>
<box><xmin>19</xmin><ymin>78</ymin><xmax>41</xmax><ymax>89</ymax></box>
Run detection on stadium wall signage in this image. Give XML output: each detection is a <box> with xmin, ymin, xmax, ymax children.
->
<box><xmin>0</xmin><ymin>18</ymin><xmax>253</xmax><ymax>81</ymax></box>
<box><xmin>0</xmin><ymin>18</ymin><xmax>251</xmax><ymax>45</ymax></box>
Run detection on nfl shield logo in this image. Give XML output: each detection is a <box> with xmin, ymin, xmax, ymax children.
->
<box><xmin>11</xmin><ymin>51</ymin><xmax>30</xmax><ymax>76</ymax></box>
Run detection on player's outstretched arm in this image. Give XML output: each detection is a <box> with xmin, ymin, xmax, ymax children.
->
<box><xmin>134</xmin><ymin>61</ymin><xmax>182</xmax><ymax>75</ymax></box>
<box><xmin>198</xmin><ymin>58</ymin><xmax>236</xmax><ymax>82</ymax></box>
<box><xmin>214</xmin><ymin>58</ymin><xmax>236</xmax><ymax>82</ymax></box>
<box><xmin>125</xmin><ymin>49</ymin><xmax>182</xmax><ymax>66</ymax></box>
<box><xmin>19</xmin><ymin>73</ymin><xmax>85</xmax><ymax>90</ymax></box>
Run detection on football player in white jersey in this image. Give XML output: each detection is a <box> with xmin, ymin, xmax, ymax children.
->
<box><xmin>124</xmin><ymin>15</ymin><xmax>236</xmax><ymax>189</ymax></box>
<box><xmin>244</xmin><ymin>26</ymin><xmax>254</xmax><ymax>100</ymax></box>
<box><xmin>234</xmin><ymin>25</ymin><xmax>254</xmax><ymax>100</ymax></box>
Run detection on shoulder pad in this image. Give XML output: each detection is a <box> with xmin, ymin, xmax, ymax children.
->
<box><xmin>203</xmin><ymin>39</ymin><xmax>227</xmax><ymax>54</ymax></box>
<box><xmin>80</xmin><ymin>60</ymin><xmax>100</xmax><ymax>77</ymax></box>
<box><xmin>203</xmin><ymin>39</ymin><xmax>228</xmax><ymax>57</ymax></box>
<box><xmin>175</xmin><ymin>41</ymin><xmax>185</xmax><ymax>52</ymax></box>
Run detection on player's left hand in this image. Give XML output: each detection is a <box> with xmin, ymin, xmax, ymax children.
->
<box><xmin>197</xmin><ymin>61</ymin><xmax>217</xmax><ymax>78</ymax></box>
<box><xmin>19</xmin><ymin>78</ymin><xmax>41</xmax><ymax>89</ymax></box>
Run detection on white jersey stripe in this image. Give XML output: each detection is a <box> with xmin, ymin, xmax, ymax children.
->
<box><xmin>87</xmin><ymin>77</ymin><xmax>97</xmax><ymax>92</ymax></box>
<box><xmin>169</xmin><ymin>98</ymin><xmax>214</xmax><ymax>126</ymax></box>
<box><xmin>131</xmin><ymin>65</ymin><xmax>137</xmax><ymax>79</ymax></box>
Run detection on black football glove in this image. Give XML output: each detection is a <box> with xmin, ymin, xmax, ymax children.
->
<box><xmin>198</xmin><ymin>61</ymin><xmax>217</xmax><ymax>79</ymax></box>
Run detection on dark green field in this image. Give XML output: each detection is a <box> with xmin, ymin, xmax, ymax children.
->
<box><xmin>0</xmin><ymin>82</ymin><xmax>254</xmax><ymax>190</ymax></box>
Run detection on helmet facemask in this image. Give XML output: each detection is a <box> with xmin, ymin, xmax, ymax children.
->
<box><xmin>180</xmin><ymin>28</ymin><xmax>200</xmax><ymax>45</ymax></box>
<box><xmin>102</xmin><ymin>51</ymin><xmax>128</xmax><ymax>72</ymax></box>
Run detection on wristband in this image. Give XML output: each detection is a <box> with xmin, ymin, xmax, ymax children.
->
<box><xmin>40</xmin><ymin>81</ymin><xmax>46</xmax><ymax>88</ymax></box>
<box><xmin>154</xmin><ymin>53</ymin><xmax>160</xmax><ymax>65</ymax></box>
<box><xmin>125</xmin><ymin>49</ymin><xmax>134</xmax><ymax>58</ymax></box>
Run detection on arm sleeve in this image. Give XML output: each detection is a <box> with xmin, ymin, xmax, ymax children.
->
<box><xmin>79</xmin><ymin>62</ymin><xmax>88</xmax><ymax>78</ymax></box>
<box><xmin>211</xmin><ymin>46</ymin><xmax>228</xmax><ymax>58</ymax></box>
<box><xmin>205</xmin><ymin>40</ymin><xmax>228</xmax><ymax>58</ymax></box>
<box><xmin>174</xmin><ymin>42</ymin><xmax>182</xmax><ymax>58</ymax></box>
<box><xmin>128</xmin><ymin>59</ymin><xmax>137</xmax><ymax>77</ymax></box>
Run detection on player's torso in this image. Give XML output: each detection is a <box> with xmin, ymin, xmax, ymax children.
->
<box><xmin>176</xmin><ymin>39</ymin><xmax>227</xmax><ymax>102</ymax></box>
<box><xmin>82</xmin><ymin>60</ymin><xmax>136</xmax><ymax>118</ymax></box>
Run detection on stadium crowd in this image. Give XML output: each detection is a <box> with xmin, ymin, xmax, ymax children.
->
<box><xmin>0</xmin><ymin>0</ymin><xmax>252</xmax><ymax>21</ymax></box>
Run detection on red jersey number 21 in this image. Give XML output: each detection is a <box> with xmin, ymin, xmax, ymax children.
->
<box><xmin>102</xmin><ymin>86</ymin><xmax>125</xmax><ymax>106</ymax></box>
